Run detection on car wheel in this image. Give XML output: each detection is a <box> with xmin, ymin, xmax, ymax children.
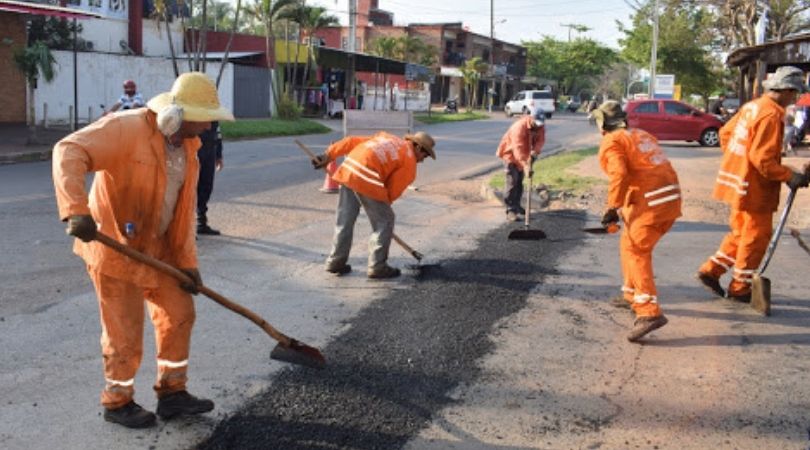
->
<box><xmin>522</xmin><ymin>106</ymin><xmax>529</xmax><ymax>115</ymax></box>
<box><xmin>700</xmin><ymin>128</ymin><xmax>720</xmax><ymax>146</ymax></box>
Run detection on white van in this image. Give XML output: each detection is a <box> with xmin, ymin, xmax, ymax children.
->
<box><xmin>504</xmin><ymin>90</ymin><xmax>555</xmax><ymax>119</ymax></box>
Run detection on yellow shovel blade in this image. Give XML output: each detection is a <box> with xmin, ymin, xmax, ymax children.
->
<box><xmin>750</xmin><ymin>274</ymin><xmax>771</xmax><ymax>316</ymax></box>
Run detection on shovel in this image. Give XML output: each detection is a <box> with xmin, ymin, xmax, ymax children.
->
<box><xmin>94</xmin><ymin>232</ymin><xmax>326</xmax><ymax>369</ymax></box>
<box><xmin>508</xmin><ymin>157</ymin><xmax>546</xmax><ymax>240</ymax></box>
<box><xmin>750</xmin><ymin>187</ymin><xmax>797</xmax><ymax>316</ymax></box>
<box><xmin>294</xmin><ymin>139</ymin><xmax>426</xmax><ymax>262</ymax></box>
<box><xmin>582</xmin><ymin>223</ymin><xmax>621</xmax><ymax>235</ymax></box>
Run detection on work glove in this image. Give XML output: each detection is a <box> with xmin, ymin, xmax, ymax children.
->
<box><xmin>66</xmin><ymin>214</ymin><xmax>97</xmax><ymax>242</ymax></box>
<box><xmin>601</xmin><ymin>208</ymin><xmax>620</xmax><ymax>227</ymax></box>
<box><xmin>786</xmin><ymin>171</ymin><xmax>810</xmax><ymax>190</ymax></box>
<box><xmin>311</xmin><ymin>153</ymin><xmax>330</xmax><ymax>170</ymax></box>
<box><xmin>179</xmin><ymin>268</ymin><xmax>203</xmax><ymax>295</ymax></box>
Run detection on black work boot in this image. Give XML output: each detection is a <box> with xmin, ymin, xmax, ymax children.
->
<box><xmin>326</xmin><ymin>263</ymin><xmax>352</xmax><ymax>275</ymax></box>
<box><xmin>696</xmin><ymin>272</ymin><xmax>725</xmax><ymax>298</ymax></box>
<box><xmin>367</xmin><ymin>265</ymin><xmax>401</xmax><ymax>279</ymax></box>
<box><xmin>156</xmin><ymin>391</ymin><xmax>214</xmax><ymax>420</ymax></box>
<box><xmin>104</xmin><ymin>401</ymin><xmax>157</xmax><ymax>429</ymax></box>
<box><xmin>197</xmin><ymin>223</ymin><xmax>221</xmax><ymax>235</ymax></box>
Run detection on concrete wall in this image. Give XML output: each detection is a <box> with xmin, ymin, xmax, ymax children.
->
<box><xmin>0</xmin><ymin>12</ymin><xmax>27</xmax><ymax>123</ymax></box>
<box><xmin>36</xmin><ymin>51</ymin><xmax>233</xmax><ymax>125</ymax></box>
<box><xmin>79</xmin><ymin>17</ymin><xmax>183</xmax><ymax>56</ymax></box>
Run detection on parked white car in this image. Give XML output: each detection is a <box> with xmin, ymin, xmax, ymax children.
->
<box><xmin>504</xmin><ymin>90</ymin><xmax>554</xmax><ymax>119</ymax></box>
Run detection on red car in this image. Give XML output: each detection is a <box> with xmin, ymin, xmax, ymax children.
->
<box><xmin>625</xmin><ymin>99</ymin><xmax>724</xmax><ymax>146</ymax></box>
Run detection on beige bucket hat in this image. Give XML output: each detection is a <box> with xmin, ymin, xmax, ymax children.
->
<box><xmin>405</xmin><ymin>131</ymin><xmax>436</xmax><ymax>159</ymax></box>
<box><xmin>762</xmin><ymin>66</ymin><xmax>807</xmax><ymax>92</ymax></box>
<box><xmin>147</xmin><ymin>72</ymin><xmax>235</xmax><ymax>122</ymax></box>
<box><xmin>592</xmin><ymin>100</ymin><xmax>627</xmax><ymax>131</ymax></box>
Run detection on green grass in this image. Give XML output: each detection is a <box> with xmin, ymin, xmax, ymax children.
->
<box><xmin>490</xmin><ymin>147</ymin><xmax>603</xmax><ymax>193</ymax></box>
<box><xmin>220</xmin><ymin>118</ymin><xmax>331</xmax><ymax>140</ymax></box>
<box><xmin>414</xmin><ymin>111</ymin><xmax>490</xmax><ymax>124</ymax></box>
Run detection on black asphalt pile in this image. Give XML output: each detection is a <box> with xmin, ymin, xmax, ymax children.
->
<box><xmin>198</xmin><ymin>210</ymin><xmax>585</xmax><ymax>450</ymax></box>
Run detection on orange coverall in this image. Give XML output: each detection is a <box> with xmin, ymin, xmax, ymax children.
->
<box><xmin>326</xmin><ymin>132</ymin><xmax>418</xmax><ymax>204</ymax></box>
<box><xmin>52</xmin><ymin>109</ymin><xmax>201</xmax><ymax>409</ymax></box>
<box><xmin>699</xmin><ymin>95</ymin><xmax>793</xmax><ymax>296</ymax></box>
<box><xmin>599</xmin><ymin>128</ymin><xmax>682</xmax><ymax>317</ymax></box>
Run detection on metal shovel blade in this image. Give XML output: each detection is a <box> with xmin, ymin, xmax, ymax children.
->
<box><xmin>750</xmin><ymin>274</ymin><xmax>771</xmax><ymax>316</ymax></box>
<box><xmin>582</xmin><ymin>227</ymin><xmax>610</xmax><ymax>234</ymax></box>
<box><xmin>508</xmin><ymin>228</ymin><xmax>547</xmax><ymax>240</ymax></box>
<box><xmin>270</xmin><ymin>340</ymin><xmax>326</xmax><ymax>369</ymax></box>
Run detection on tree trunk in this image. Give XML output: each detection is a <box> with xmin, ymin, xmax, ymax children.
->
<box><xmin>196</xmin><ymin>0</ymin><xmax>209</xmax><ymax>71</ymax></box>
<box><xmin>27</xmin><ymin>83</ymin><xmax>38</xmax><ymax>144</ymax></box>
<box><xmin>265</xmin><ymin>18</ymin><xmax>280</xmax><ymax>114</ymax></box>
<box><xmin>182</xmin><ymin>0</ymin><xmax>194</xmax><ymax>71</ymax></box>
<box><xmin>216</xmin><ymin>0</ymin><xmax>241</xmax><ymax>87</ymax></box>
<box><xmin>300</xmin><ymin>35</ymin><xmax>313</xmax><ymax>106</ymax></box>
<box><xmin>164</xmin><ymin>11</ymin><xmax>180</xmax><ymax>77</ymax></box>
<box><xmin>285</xmin><ymin>21</ymin><xmax>292</xmax><ymax>96</ymax></box>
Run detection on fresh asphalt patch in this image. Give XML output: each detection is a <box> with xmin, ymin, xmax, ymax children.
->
<box><xmin>197</xmin><ymin>210</ymin><xmax>586</xmax><ymax>450</ymax></box>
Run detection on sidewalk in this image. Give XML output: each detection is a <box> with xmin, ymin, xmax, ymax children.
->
<box><xmin>0</xmin><ymin>124</ymin><xmax>70</xmax><ymax>165</ymax></box>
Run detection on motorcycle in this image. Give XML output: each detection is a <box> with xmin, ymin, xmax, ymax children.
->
<box><xmin>444</xmin><ymin>97</ymin><xmax>458</xmax><ymax>114</ymax></box>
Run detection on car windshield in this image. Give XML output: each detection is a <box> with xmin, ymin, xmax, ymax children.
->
<box><xmin>532</xmin><ymin>92</ymin><xmax>552</xmax><ymax>99</ymax></box>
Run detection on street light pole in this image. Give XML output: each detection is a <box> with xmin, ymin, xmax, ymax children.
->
<box><xmin>649</xmin><ymin>0</ymin><xmax>659</xmax><ymax>98</ymax></box>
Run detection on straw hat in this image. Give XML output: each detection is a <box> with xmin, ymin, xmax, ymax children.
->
<box><xmin>147</xmin><ymin>72</ymin><xmax>234</xmax><ymax>122</ymax></box>
<box><xmin>592</xmin><ymin>100</ymin><xmax>627</xmax><ymax>131</ymax></box>
<box><xmin>762</xmin><ymin>66</ymin><xmax>807</xmax><ymax>92</ymax></box>
<box><xmin>405</xmin><ymin>131</ymin><xmax>436</xmax><ymax>159</ymax></box>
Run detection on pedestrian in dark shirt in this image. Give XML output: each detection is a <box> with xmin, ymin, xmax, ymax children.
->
<box><xmin>197</xmin><ymin>121</ymin><xmax>223</xmax><ymax>235</ymax></box>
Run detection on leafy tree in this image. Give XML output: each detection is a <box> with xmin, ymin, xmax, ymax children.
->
<box><xmin>27</xmin><ymin>17</ymin><xmax>91</xmax><ymax>51</ymax></box>
<box><xmin>298</xmin><ymin>6</ymin><xmax>339</xmax><ymax>104</ymax></box>
<box><xmin>459</xmin><ymin>56</ymin><xmax>488</xmax><ymax>111</ymax></box>
<box><xmin>701</xmin><ymin>0</ymin><xmax>810</xmax><ymax>50</ymax></box>
<box><xmin>523</xmin><ymin>36</ymin><xmax>617</xmax><ymax>96</ymax></box>
<box><xmin>244</xmin><ymin>0</ymin><xmax>296</xmax><ymax>112</ymax></box>
<box><xmin>12</xmin><ymin>41</ymin><xmax>56</xmax><ymax>143</ymax></box>
<box><xmin>618</xmin><ymin>1</ymin><xmax>723</xmax><ymax>104</ymax></box>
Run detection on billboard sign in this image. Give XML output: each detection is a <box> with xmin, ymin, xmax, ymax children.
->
<box><xmin>654</xmin><ymin>74</ymin><xmax>675</xmax><ymax>99</ymax></box>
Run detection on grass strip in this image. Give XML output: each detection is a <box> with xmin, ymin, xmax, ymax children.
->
<box><xmin>490</xmin><ymin>147</ymin><xmax>603</xmax><ymax>193</ymax></box>
<box><xmin>221</xmin><ymin>118</ymin><xmax>331</xmax><ymax>140</ymax></box>
<box><xmin>414</xmin><ymin>111</ymin><xmax>489</xmax><ymax>124</ymax></box>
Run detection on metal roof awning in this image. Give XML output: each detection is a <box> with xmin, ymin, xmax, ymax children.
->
<box><xmin>0</xmin><ymin>0</ymin><xmax>101</xmax><ymax>19</ymax></box>
<box><xmin>178</xmin><ymin>51</ymin><xmax>263</xmax><ymax>61</ymax></box>
<box><xmin>316</xmin><ymin>47</ymin><xmax>414</xmax><ymax>75</ymax></box>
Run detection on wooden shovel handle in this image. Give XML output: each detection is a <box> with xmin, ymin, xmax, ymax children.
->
<box><xmin>94</xmin><ymin>232</ymin><xmax>292</xmax><ymax>347</ymax></box>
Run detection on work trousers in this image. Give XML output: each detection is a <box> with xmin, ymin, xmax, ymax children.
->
<box><xmin>619</xmin><ymin>215</ymin><xmax>676</xmax><ymax>318</ymax></box>
<box><xmin>326</xmin><ymin>185</ymin><xmax>395</xmax><ymax>271</ymax></box>
<box><xmin>197</xmin><ymin>145</ymin><xmax>217</xmax><ymax>224</ymax></box>
<box><xmin>504</xmin><ymin>163</ymin><xmax>524</xmax><ymax>213</ymax></box>
<box><xmin>699</xmin><ymin>209</ymin><xmax>772</xmax><ymax>296</ymax></box>
<box><xmin>88</xmin><ymin>270</ymin><xmax>195</xmax><ymax>409</ymax></box>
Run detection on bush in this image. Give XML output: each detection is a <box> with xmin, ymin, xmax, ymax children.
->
<box><xmin>276</xmin><ymin>94</ymin><xmax>302</xmax><ymax>120</ymax></box>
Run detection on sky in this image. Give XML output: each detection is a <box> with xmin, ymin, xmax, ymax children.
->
<box><xmin>304</xmin><ymin>0</ymin><xmax>637</xmax><ymax>49</ymax></box>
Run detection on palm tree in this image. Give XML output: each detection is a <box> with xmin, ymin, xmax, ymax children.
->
<box><xmin>297</xmin><ymin>5</ymin><xmax>338</xmax><ymax>106</ymax></box>
<box><xmin>278</xmin><ymin>1</ymin><xmax>307</xmax><ymax>103</ymax></box>
<box><xmin>13</xmin><ymin>41</ymin><xmax>56</xmax><ymax>143</ymax></box>
<box><xmin>150</xmin><ymin>0</ymin><xmax>180</xmax><ymax>76</ymax></box>
<box><xmin>460</xmin><ymin>56</ymin><xmax>488</xmax><ymax>111</ymax></box>
<box><xmin>216</xmin><ymin>0</ymin><xmax>243</xmax><ymax>87</ymax></box>
<box><xmin>368</xmin><ymin>37</ymin><xmax>399</xmax><ymax>109</ymax></box>
<box><xmin>249</xmin><ymin>0</ymin><xmax>296</xmax><ymax>112</ymax></box>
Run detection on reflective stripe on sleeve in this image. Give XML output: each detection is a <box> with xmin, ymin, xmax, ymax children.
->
<box><xmin>648</xmin><ymin>193</ymin><xmax>681</xmax><ymax>206</ymax></box>
<box><xmin>644</xmin><ymin>184</ymin><xmax>679</xmax><ymax>198</ymax></box>
<box><xmin>157</xmin><ymin>358</ymin><xmax>188</xmax><ymax>369</ymax></box>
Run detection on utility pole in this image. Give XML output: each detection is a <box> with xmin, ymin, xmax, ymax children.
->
<box><xmin>649</xmin><ymin>0</ymin><xmax>659</xmax><ymax>98</ymax></box>
<box><xmin>348</xmin><ymin>0</ymin><xmax>357</xmax><ymax>109</ymax></box>
<box><xmin>489</xmin><ymin>0</ymin><xmax>494</xmax><ymax>112</ymax></box>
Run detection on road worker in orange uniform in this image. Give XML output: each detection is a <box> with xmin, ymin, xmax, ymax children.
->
<box><xmin>496</xmin><ymin>109</ymin><xmax>546</xmax><ymax>222</ymax></box>
<box><xmin>697</xmin><ymin>66</ymin><xmax>810</xmax><ymax>302</ymax></box>
<box><xmin>312</xmin><ymin>131</ymin><xmax>436</xmax><ymax>279</ymax></box>
<box><xmin>52</xmin><ymin>73</ymin><xmax>234</xmax><ymax>429</ymax></box>
<box><xmin>592</xmin><ymin>101</ymin><xmax>682</xmax><ymax>342</ymax></box>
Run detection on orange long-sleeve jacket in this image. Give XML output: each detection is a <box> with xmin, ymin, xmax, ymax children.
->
<box><xmin>496</xmin><ymin>115</ymin><xmax>545</xmax><ymax>170</ymax></box>
<box><xmin>714</xmin><ymin>95</ymin><xmax>793</xmax><ymax>213</ymax></box>
<box><xmin>599</xmin><ymin>128</ymin><xmax>682</xmax><ymax>223</ymax></box>
<box><xmin>326</xmin><ymin>132</ymin><xmax>418</xmax><ymax>204</ymax></box>
<box><xmin>52</xmin><ymin>109</ymin><xmax>200</xmax><ymax>287</ymax></box>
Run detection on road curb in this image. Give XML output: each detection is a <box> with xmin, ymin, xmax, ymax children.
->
<box><xmin>0</xmin><ymin>149</ymin><xmax>52</xmax><ymax>165</ymax></box>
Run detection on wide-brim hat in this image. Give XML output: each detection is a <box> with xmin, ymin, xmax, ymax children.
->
<box><xmin>592</xmin><ymin>100</ymin><xmax>627</xmax><ymax>130</ymax></box>
<box><xmin>762</xmin><ymin>66</ymin><xmax>807</xmax><ymax>92</ymax></box>
<box><xmin>405</xmin><ymin>131</ymin><xmax>436</xmax><ymax>159</ymax></box>
<box><xmin>147</xmin><ymin>72</ymin><xmax>234</xmax><ymax>122</ymax></box>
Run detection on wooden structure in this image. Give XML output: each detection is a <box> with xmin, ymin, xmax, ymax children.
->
<box><xmin>727</xmin><ymin>33</ymin><xmax>810</xmax><ymax>103</ymax></box>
